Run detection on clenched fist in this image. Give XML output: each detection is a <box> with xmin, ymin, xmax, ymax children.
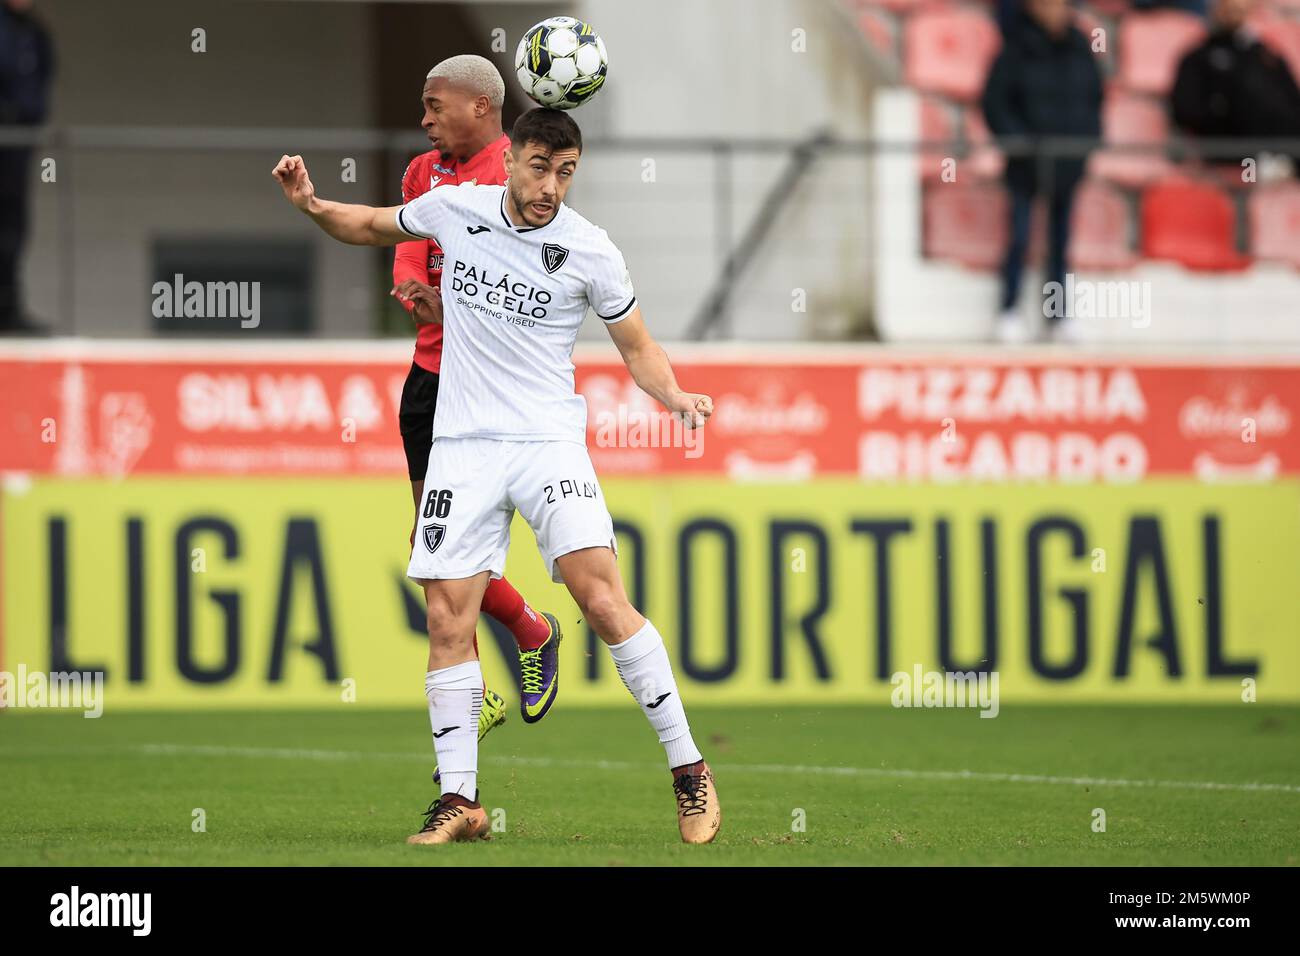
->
<box><xmin>666</xmin><ymin>391</ymin><xmax>713</xmax><ymax>429</ymax></box>
<box><xmin>272</xmin><ymin>154</ymin><xmax>316</xmax><ymax>211</ymax></box>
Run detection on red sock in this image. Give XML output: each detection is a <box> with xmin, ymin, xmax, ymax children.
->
<box><xmin>480</xmin><ymin>576</ymin><xmax>551</xmax><ymax>651</ymax></box>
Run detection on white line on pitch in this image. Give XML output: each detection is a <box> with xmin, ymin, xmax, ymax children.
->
<box><xmin>127</xmin><ymin>744</ymin><xmax>1300</xmax><ymax>795</ymax></box>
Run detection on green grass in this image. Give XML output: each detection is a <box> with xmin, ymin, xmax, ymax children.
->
<box><xmin>1</xmin><ymin>705</ymin><xmax>1297</xmax><ymax>866</ymax></box>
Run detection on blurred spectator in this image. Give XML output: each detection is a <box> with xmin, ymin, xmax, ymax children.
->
<box><xmin>982</xmin><ymin>0</ymin><xmax>1102</xmax><ymax>343</ymax></box>
<box><xmin>1171</xmin><ymin>0</ymin><xmax>1300</xmax><ymax>171</ymax></box>
<box><xmin>1132</xmin><ymin>0</ymin><xmax>1209</xmax><ymax>16</ymax></box>
<box><xmin>0</xmin><ymin>0</ymin><xmax>53</xmax><ymax>336</ymax></box>
<box><xmin>997</xmin><ymin>0</ymin><xmax>1208</xmax><ymax>40</ymax></box>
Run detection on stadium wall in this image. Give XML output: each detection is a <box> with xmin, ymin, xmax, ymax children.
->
<box><xmin>2</xmin><ymin>341</ymin><xmax>1297</xmax><ymax>709</ymax></box>
<box><xmin>21</xmin><ymin>0</ymin><xmax>880</xmax><ymax>344</ymax></box>
<box><xmin>570</xmin><ymin>0</ymin><xmax>880</xmax><ymax>341</ymax></box>
<box><xmin>24</xmin><ymin>0</ymin><xmax>383</xmax><ymax>339</ymax></box>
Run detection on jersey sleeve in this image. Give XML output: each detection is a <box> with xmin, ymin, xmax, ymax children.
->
<box><xmin>397</xmin><ymin>186</ymin><xmax>456</xmax><ymax>243</ymax></box>
<box><xmin>393</xmin><ymin>159</ymin><xmax>431</xmax><ymax>312</ymax></box>
<box><xmin>586</xmin><ymin>233</ymin><xmax>637</xmax><ymax>324</ymax></box>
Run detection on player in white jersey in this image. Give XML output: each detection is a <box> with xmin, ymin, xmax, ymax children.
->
<box><xmin>273</xmin><ymin>108</ymin><xmax>721</xmax><ymax>846</ymax></box>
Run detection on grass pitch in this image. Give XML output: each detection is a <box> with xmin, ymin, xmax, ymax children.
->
<box><xmin>1</xmin><ymin>705</ymin><xmax>1296</xmax><ymax>866</ymax></box>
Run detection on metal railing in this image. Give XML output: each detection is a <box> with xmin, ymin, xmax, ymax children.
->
<box><xmin>3</xmin><ymin>124</ymin><xmax>1298</xmax><ymax>340</ymax></box>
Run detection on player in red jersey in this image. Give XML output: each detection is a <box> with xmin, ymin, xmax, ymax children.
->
<box><xmin>389</xmin><ymin>57</ymin><xmax>564</xmax><ymax>785</ymax></box>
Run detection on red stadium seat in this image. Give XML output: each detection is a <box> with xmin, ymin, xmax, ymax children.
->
<box><xmin>1069</xmin><ymin>179</ymin><xmax>1138</xmax><ymax>271</ymax></box>
<box><xmin>1249</xmin><ymin>182</ymin><xmax>1300</xmax><ymax>267</ymax></box>
<box><xmin>904</xmin><ymin>8</ymin><xmax>1002</xmax><ymax>102</ymax></box>
<box><xmin>1088</xmin><ymin>89</ymin><xmax>1172</xmax><ymax>187</ymax></box>
<box><xmin>920</xmin><ymin>96</ymin><xmax>958</xmax><ymax>182</ymax></box>
<box><xmin>1141</xmin><ymin>178</ymin><xmax>1251</xmax><ymax>270</ymax></box>
<box><xmin>1118</xmin><ymin>11</ymin><xmax>1205</xmax><ymax>94</ymax></box>
<box><xmin>923</xmin><ymin>182</ymin><xmax>1007</xmax><ymax>270</ymax></box>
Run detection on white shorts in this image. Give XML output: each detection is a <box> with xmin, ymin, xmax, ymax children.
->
<box><xmin>407</xmin><ymin>437</ymin><xmax>617</xmax><ymax>584</ymax></box>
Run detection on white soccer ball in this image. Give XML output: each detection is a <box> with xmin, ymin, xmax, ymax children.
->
<box><xmin>514</xmin><ymin>16</ymin><xmax>608</xmax><ymax>110</ymax></box>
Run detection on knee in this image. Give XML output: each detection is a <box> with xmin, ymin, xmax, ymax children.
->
<box><xmin>579</xmin><ymin>588</ymin><xmax>628</xmax><ymax>636</ymax></box>
<box><xmin>426</xmin><ymin>595</ymin><xmax>472</xmax><ymax>650</ymax></box>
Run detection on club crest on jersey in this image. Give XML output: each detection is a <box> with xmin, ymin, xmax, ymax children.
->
<box><xmin>423</xmin><ymin>523</ymin><xmax>446</xmax><ymax>554</ymax></box>
<box><xmin>542</xmin><ymin>243</ymin><xmax>569</xmax><ymax>274</ymax></box>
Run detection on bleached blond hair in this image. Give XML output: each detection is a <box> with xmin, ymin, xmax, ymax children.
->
<box><xmin>427</xmin><ymin>55</ymin><xmax>505</xmax><ymax>110</ymax></box>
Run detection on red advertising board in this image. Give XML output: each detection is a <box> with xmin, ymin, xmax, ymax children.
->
<box><xmin>1</xmin><ymin>344</ymin><xmax>1296</xmax><ymax>481</ymax></box>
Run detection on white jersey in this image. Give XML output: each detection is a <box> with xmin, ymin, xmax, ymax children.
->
<box><xmin>396</xmin><ymin>183</ymin><xmax>636</xmax><ymax>443</ymax></box>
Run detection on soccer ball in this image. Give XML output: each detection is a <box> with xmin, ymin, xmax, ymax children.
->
<box><xmin>514</xmin><ymin>16</ymin><xmax>608</xmax><ymax>110</ymax></box>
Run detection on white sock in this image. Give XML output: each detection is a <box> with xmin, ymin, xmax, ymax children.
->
<box><xmin>607</xmin><ymin>619</ymin><xmax>702</xmax><ymax>770</ymax></box>
<box><xmin>425</xmin><ymin>660</ymin><xmax>482</xmax><ymax>800</ymax></box>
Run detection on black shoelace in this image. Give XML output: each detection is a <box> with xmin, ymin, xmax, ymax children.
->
<box><xmin>419</xmin><ymin>798</ymin><xmax>465</xmax><ymax>833</ymax></box>
<box><xmin>673</xmin><ymin>771</ymin><xmax>708</xmax><ymax>817</ymax></box>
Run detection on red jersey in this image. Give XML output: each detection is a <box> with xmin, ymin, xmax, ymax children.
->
<box><xmin>394</xmin><ymin>134</ymin><xmax>512</xmax><ymax>373</ymax></box>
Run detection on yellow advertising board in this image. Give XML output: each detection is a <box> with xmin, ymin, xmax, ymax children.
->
<box><xmin>3</xmin><ymin>477</ymin><xmax>1297</xmax><ymax>707</ymax></box>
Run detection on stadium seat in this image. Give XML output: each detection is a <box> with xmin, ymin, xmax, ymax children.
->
<box><xmin>1248</xmin><ymin>181</ymin><xmax>1300</xmax><ymax>267</ymax></box>
<box><xmin>1117</xmin><ymin>11</ymin><xmax>1206</xmax><ymax>95</ymax></box>
<box><xmin>923</xmin><ymin>182</ymin><xmax>1007</xmax><ymax>270</ymax></box>
<box><xmin>920</xmin><ymin>96</ymin><xmax>958</xmax><ymax>182</ymax></box>
<box><xmin>904</xmin><ymin>8</ymin><xmax>1002</xmax><ymax>102</ymax></box>
<box><xmin>1069</xmin><ymin>179</ymin><xmax>1138</xmax><ymax>271</ymax></box>
<box><xmin>1088</xmin><ymin>89</ymin><xmax>1173</xmax><ymax>187</ymax></box>
<box><xmin>1141</xmin><ymin>178</ymin><xmax>1251</xmax><ymax>271</ymax></box>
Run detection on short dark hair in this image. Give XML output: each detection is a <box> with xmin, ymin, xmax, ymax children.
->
<box><xmin>510</xmin><ymin>108</ymin><xmax>582</xmax><ymax>156</ymax></box>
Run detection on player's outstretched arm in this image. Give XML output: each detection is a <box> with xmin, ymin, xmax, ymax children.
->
<box><xmin>606</xmin><ymin>306</ymin><xmax>712</xmax><ymax>428</ymax></box>
<box><xmin>272</xmin><ymin>154</ymin><xmax>409</xmax><ymax>246</ymax></box>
